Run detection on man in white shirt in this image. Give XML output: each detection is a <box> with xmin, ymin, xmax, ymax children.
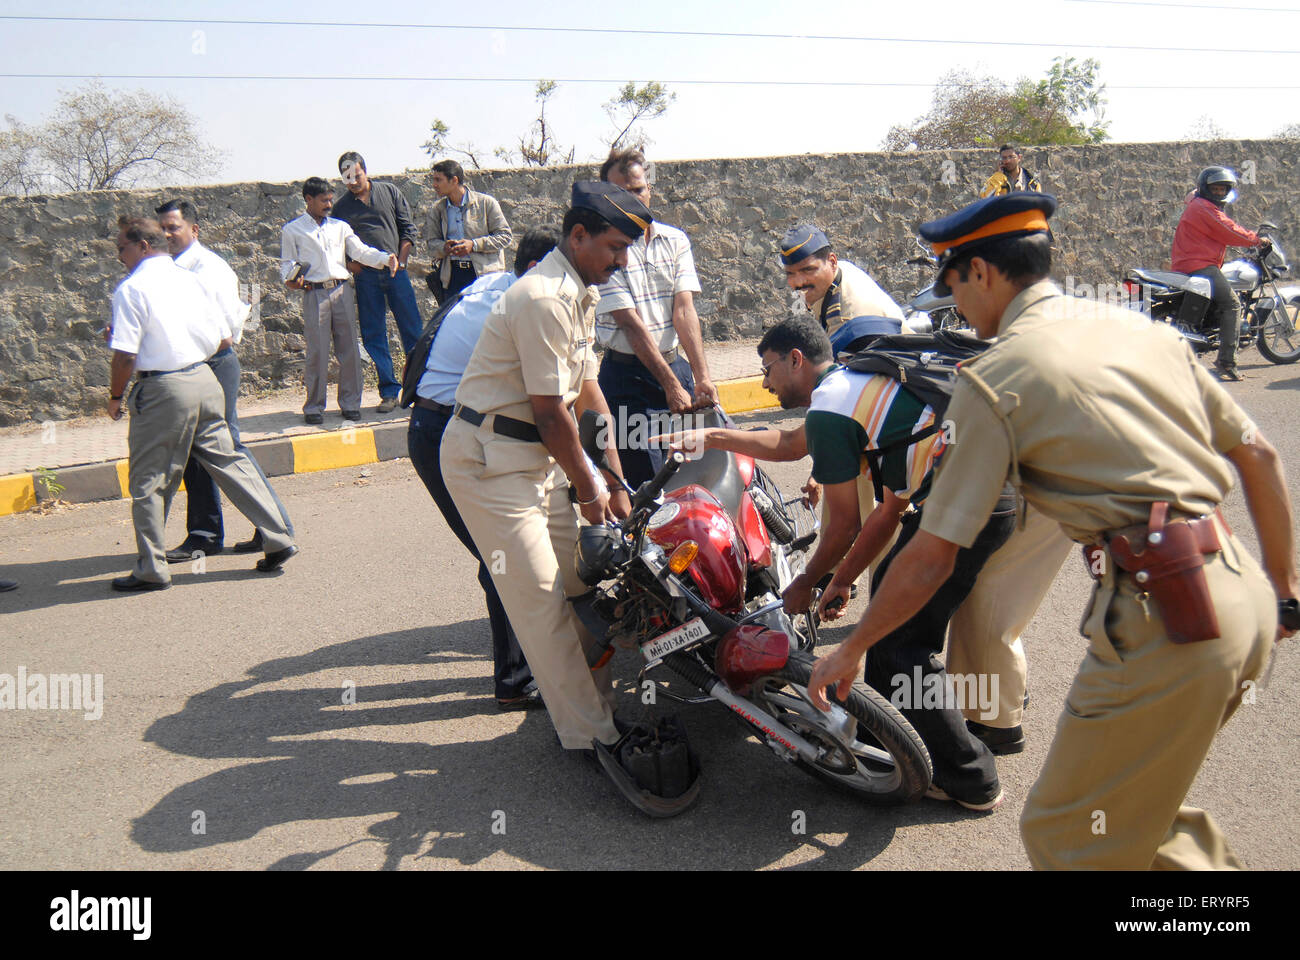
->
<box><xmin>106</xmin><ymin>217</ymin><xmax>296</xmax><ymax>591</ymax></box>
<box><xmin>155</xmin><ymin>199</ymin><xmax>294</xmax><ymax>561</ymax></box>
<box><xmin>407</xmin><ymin>226</ymin><xmax>560</xmax><ymax>710</ymax></box>
<box><xmin>595</xmin><ymin>148</ymin><xmax>718</xmax><ymax>487</ymax></box>
<box><xmin>281</xmin><ymin>177</ymin><xmax>397</xmax><ymax>424</ymax></box>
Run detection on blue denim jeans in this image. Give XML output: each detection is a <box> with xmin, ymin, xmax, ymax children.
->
<box><xmin>354</xmin><ymin>268</ymin><xmax>425</xmax><ymax>399</ymax></box>
<box><xmin>407</xmin><ymin>405</ymin><xmax>533</xmax><ymax>699</ymax></box>
<box><xmin>182</xmin><ymin>348</ymin><xmax>294</xmax><ymax>543</ymax></box>
<box><xmin>597</xmin><ymin>352</ymin><xmax>695</xmax><ymax>490</ymax></box>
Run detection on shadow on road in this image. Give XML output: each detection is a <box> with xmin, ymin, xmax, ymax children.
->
<box><xmin>131</xmin><ymin>622</ymin><xmax>976</xmax><ymax>870</ymax></box>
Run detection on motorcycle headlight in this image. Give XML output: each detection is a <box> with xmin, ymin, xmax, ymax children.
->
<box><xmin>576</xmin><ymin>525</ymin><xmax>628</xmax><ymax>586</ymax></box>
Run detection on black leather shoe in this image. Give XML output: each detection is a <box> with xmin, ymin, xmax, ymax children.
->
<box><xmin>0</xmin><ymin>579</ymin><xmax>18</xmax><ymax>593</ymax></box>
<box><xmin>111</xmin><ymin>574</ymin><xmax>170</xmax><ymax>592</ymax></box>
<box><xmin>232</xmin><ymin>532</ymin><xmax>263</xmax><ymax>554</ymax></box>
<box><xmin>967</xmin><ymin>720</ymin><xmax>1026</xmax><ymax>755</ymax></box>
<box><xmin>164</xmin><ymin>538</ymin><xmax>223</xmax><ymax>564</ymax></box>
<box><xmin>304</xmin><ymin>413</ymin><xmax>324</xmax><ymax>425</ymax></box>
<box><xmin>341</xmin><ymin>409</ymin><xmax>361</xmax><ymax>421</ymax></box>
<box><xmin>497</xmin><ymin>682</ymin><xmax>542</xmax><ymax>711</ymax></box>
<box><xmin>256</xmin><ymin>545</ymin><xmax>298</xmax><ymax>572</ymax></box>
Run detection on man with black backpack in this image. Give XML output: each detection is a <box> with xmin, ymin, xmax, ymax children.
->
<box><xmin>657</xmin><ymin>314</ymin><xmax>1013</xmax><ymax>811</ymax></box>
<box><xmin>403</xmin><ymin>226</ymin><xmax>560</xmax><ymax>710</ymax></box>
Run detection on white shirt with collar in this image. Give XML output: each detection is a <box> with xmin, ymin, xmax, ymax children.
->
<box><xmin>175</xmin><ymin>239</ymin><xmax>252</xmax><ymax>344</ymax></box>
<box><xmin>279</xmin><ymin>213</ymin><xmax>390</xmax><ymax>283</ymax></box>
<box><xmin>595</xmin><ymin>221</ymin><xmax>702</xmax><ymax>353</ymax></box>
<box><xmin>109</xmin><ymin>255</ymin><xmax>226</xmax><ymax>372</ymax></box>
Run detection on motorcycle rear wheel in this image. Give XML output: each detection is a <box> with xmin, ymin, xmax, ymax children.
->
<box><xmin>748</xmin><ymin>650</ymin><xmax>931</xmax><ymax>803</ymax></box>
<box><xmin>1257</xmin><ymin>298</ymin><xmax>1300</xmax><ymax>363</ymax></box>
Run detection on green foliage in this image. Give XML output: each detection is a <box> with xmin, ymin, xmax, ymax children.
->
<box><xmin>35</xmin><ymin>466</ymin><xmax>65</xmax><ymax>500</ymax></box>
<box><xmin>883</xmin><ymin>57</ymin><xmax>1109</xmax><ymax>151</ymax></box>
<box><xmin>604</xmin><ymin>81</ymin><xmax>677</xmax><ymax>150</ymax></box>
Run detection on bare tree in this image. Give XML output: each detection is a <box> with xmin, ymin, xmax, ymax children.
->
<box><xmin>421</xmin><ymin>117</ymin><xmax>486</xmax><ymax>170</ymax></box>
<box><xmin>502</xmin><ymin>80</ymin><xmax>575</xmax><ymax>168</ymax></box>
<box><xmin>1186</xmin><ymin>114</ymin><xmax>1228</xmax><ymax>140</ymax></box>
<box><xmin>603</xmin><ymin>81</ymin><xmax>676</xmax><ymax>150</ymax></box>
<box><xmin>0</xmin><ymin>80</ymin><xmax>222</xmax><ymax>195</ymax></box>
<box><xmin>1274</xmin><ymin>122</ymin><xmax>1300</xmax><ymax>140</ymax></box>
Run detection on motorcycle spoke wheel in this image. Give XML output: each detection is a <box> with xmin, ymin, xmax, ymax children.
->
<box><xmin>748</xmin><ymin>650</ymin><xmax>931</xmax><ymax>804</ymax></box>
<box><xmin>1257</xmin><ymin>299</ymin><xmax>1300</xmax><ymax>363</ymax></box>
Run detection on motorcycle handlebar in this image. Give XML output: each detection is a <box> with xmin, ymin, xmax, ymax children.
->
<box><xmin>631</xmin><ymin>451</ymin><xmax>686</xmax><ymax>516</ymax></box>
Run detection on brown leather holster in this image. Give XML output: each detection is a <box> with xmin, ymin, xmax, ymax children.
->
<box><xmin>1085</xmin><ymin>502</ymin><xmax>1223</xmax><ymax>644</ymax></box>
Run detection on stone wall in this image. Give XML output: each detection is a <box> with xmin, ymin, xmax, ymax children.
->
<box><xmin>1</xmin><ymin>141</ymin><xmax>1296</xmax><ymax>425</ymax></box>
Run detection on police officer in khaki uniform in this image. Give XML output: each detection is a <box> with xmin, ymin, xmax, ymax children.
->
<box><xmin>808</xmin><ymin>193</ymin><xmax>1297</xmax><ymax>869</ymax></box>
<box><xmin>441</xmin><ymin>182</ymin><xmax>651</xmax><ymax>754</ymax></box>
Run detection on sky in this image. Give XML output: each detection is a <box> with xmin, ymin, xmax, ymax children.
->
<box><xmin>1</xmin><ymin>0</ymin><xmax>1297</xmax><ymax>185</ymax></box>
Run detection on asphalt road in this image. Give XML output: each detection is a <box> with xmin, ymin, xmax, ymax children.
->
<box><xmin>1</xmin><ymin>353</ymin><xmax>1297</xmax><ymax>871</ymax></box>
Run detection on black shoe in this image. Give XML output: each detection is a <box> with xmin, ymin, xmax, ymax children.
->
<box><xmin>1023</xmin><ymin>689</ymin><xmax>1030</xmax><ymax>709</ymax></box>
<box><xmin>164</xmin><ymin>538</ymin><xmax>223</xmax><ymax>564</ymax></box>
<box><xmin>232</xmin><ymin>532</ymin><xmax>263</xmax><ymax>554</ymax></box>
<box><xmin>967</xmin><ymin>719</ymin><xmax>1026</xmax><ymax>755</ymax></box>
<box><xmin>304</xmin><ymin>413</ymin><xmax>324</xmax><ymax>425</ymax></box>
<box><xmin>0</xmin><ymin>579</ymin><xmax>18</xmax><ymax>593</ymax></box>
<box><xmin>111</xmin><ymin>574</ymin><xmax>170</xmax><ymax>592</ymax></box>
<box><xmin>256</xmin><ymin>545</ymin><xmax>298</xmax><ymax>572</ymax></box>
<box><xmin>1213</xmin><ymin>361</ymin><xmax>1244</xmax><ymax>382</ymax></box>
<box><xmin>497</xmin><ymin>683</ymin><xmax>542</xmax><ymax>712</ymax></box>
<box><xmin>341</xmin><ymin>409</ymin><xmax>361</xmax><ymax>421</ymax></box>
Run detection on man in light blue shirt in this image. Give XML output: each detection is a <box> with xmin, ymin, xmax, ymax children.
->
<box><xmin>407</xmin><ymin>226</ymin><xmax>560</xmax><ymax>709</ymax></box>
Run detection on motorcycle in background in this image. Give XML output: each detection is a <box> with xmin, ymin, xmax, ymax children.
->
<box><xmin>1123</xmin><ymin>224</ymin><xmax>1300</xmax><ymax>364</ymax></box>
<box><xmin>572</xmin><ymin>407</ymin><xmax>932</xmax><ymax>816</ymax></box>
<box><xmin>903</xmin><ymin>239</ymin><xmax>966</xmax><ymax>333</ymax></box>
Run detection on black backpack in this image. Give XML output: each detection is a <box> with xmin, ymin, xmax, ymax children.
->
<box><xmin>839</xmin><ymin>330</ymin><xmax>991</xmax><ymax>501</ymax></box>
<box><xmin>399</xmin><ymin>288</ymin><xmax>468</xmax><ymax>409</ymax></box>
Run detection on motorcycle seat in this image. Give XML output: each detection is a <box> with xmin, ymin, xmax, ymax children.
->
<box><xmin>1126</xmin><ymin>268</ymin><xmax>1212</xmax><ymax>299</ymax></box>
<box><xmin>663</xmin><ymin>407</ymin><xmax>745</xmax><ymax>520</ymax></box>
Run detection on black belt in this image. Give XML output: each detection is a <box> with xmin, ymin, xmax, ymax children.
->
<box><xmin>453</xmin><ymin>402</ymin><xmax>542</xmax><ymax>443</ymax></box>
<box><xmin>302</xmin><ymin>278</ymin><xmax>344</xmax><ymax>291</ymax></box>
<box><xmin>606</xmin><ymin>346</ymin><xmax>679</xmax><ymax>365</ymax></box>
<box><xmin>414</xmin><ymin>397</ymin><xmax>454</xmax><ymax>415</ymax></box>
<box><xmin>138</xmin><ymin>361</ymin><xmax>204</xmax><ymax>379</ymax></box>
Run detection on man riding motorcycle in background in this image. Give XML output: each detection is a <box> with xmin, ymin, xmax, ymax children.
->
<box><xmin>1171</xmin><ymin>166</ymin><xmax>1269</xmax><ymax>382</ymax></box>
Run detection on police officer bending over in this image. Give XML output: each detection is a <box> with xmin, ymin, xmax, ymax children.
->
<box><xmin>441</xmin><ymin>182</ymin><xmax>649</xmax><ymax>757</ymax></box>
<box><xmin>809</xmin><ymin>193</ymin><xmax>1297</xmax><ymax>869</ymax></box>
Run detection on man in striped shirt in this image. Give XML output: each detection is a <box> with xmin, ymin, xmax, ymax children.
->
<box><xmin>659</xmin><ymin>315</ymin><xmax>1015</xmax><ymax>810</ymax></box>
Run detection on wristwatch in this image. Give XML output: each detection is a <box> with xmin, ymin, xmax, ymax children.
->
<box><xmin>1280</xmin><ymin>598</ymin><xmax>1300</xmax><ymax>631</ymax></box>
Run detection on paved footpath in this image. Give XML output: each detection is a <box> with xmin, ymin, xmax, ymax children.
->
<box><xmin>0</xmin><ymin>354</ymin><xmax>1296</xmax><ymax>870</ymax></box>
<box><xmin>0</xmin><ymin>341</ymin><xmax>772</xmax><ymax>516</ymax></box>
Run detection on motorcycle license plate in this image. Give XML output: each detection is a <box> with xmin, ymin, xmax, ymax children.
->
<box><xmin>641</xmin><ymin>618</ymin><xmax>710</xmax><ymax>661</ymax></box>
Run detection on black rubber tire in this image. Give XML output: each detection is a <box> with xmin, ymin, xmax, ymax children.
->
<box><xmin>747</xmin><ymin>650</ymin><xmax>932</xmax><ymax>804</ymax></box>
<box><xmin>1257</xmin><ymin>298</ymin><xmax>1300</xmax><ymax>364</ymax></box>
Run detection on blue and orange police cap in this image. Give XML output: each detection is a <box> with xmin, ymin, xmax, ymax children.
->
<box><xmin>571</xmin><ymin>181</ymin><xmax>651</xmax><ymax>240</ymax></box>
<box><xmin>779</xmin><ymin>224</ymin><xmax>831</xmax><ymax>265</ymax></box>
<box><xmin>919</xmin><ymin>193</ymin><xmax>1057</xmax><ymax>295</ymax></box>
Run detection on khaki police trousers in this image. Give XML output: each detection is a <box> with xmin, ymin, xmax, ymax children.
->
<box><xmin>440</xmin><ymin>417</ymin><xmax>620</xmax><ymax>750</ymax></box>
<box><xmin>1020</xmin><ymin>520</ymin><xmax>1275</xmax><ymax>869</ymax></box>
<box><xmin>947</xmin><ymin>506</ymin><xmax>1073</xmax><ymax>728</ymax></box>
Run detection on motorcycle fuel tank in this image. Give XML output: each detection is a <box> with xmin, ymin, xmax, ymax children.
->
<box><xmin>1222</xmin><ymin>259</ymin><xmax>1260</xmax><ymax>292</ymax></box>
<box><xmin>647</xmin><ymin>484</ymin><xmax>747</xmax><ymax>613</ymax></box>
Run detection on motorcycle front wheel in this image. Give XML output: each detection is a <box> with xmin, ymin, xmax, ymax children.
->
<box><xmin>1257</xmin><ymin>298</ymin><xmax>1300</xmax><ymax>363</ymax></box>
<box><xmin>748</xmin><ymin>650</ymin><xmax>931</xmax><ymax>803</ymax></box>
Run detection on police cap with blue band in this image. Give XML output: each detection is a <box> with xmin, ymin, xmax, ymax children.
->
<box><xmin>571</xmin><ymin>181</ymin><xmax>652</xmax><ymax>240</ymax></box>
<box><xmin>779</xmin><ymin>224</ymin><xmax>831</xmax><ymax>265</ymax></box>
<box><xmin>919</xmin><ymin>193</ymin><xmax>1057</xmax><ymax>295</ymax></box>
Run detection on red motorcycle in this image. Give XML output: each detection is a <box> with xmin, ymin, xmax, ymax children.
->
<box><xmin>574</xmin><ymin>408</ymin><xmax>931</xmax><ymax>816</ymax></box>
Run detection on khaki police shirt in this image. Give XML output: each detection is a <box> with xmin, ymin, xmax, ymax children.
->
<box><xmin>920</xmin><ymin>280</ymin><xmax>1253</xmax><ymax>547</ymax></box>
<box><xmin>454</xmin><ymin>247</ymin><xmax>598</xmax><ymax>425</ymax></box>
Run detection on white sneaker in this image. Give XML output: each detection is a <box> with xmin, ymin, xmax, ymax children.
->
<box><xmin>925</xmin><ymin>783</ymin><xmax>1005</xmax><ymax>812</ymax></box>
